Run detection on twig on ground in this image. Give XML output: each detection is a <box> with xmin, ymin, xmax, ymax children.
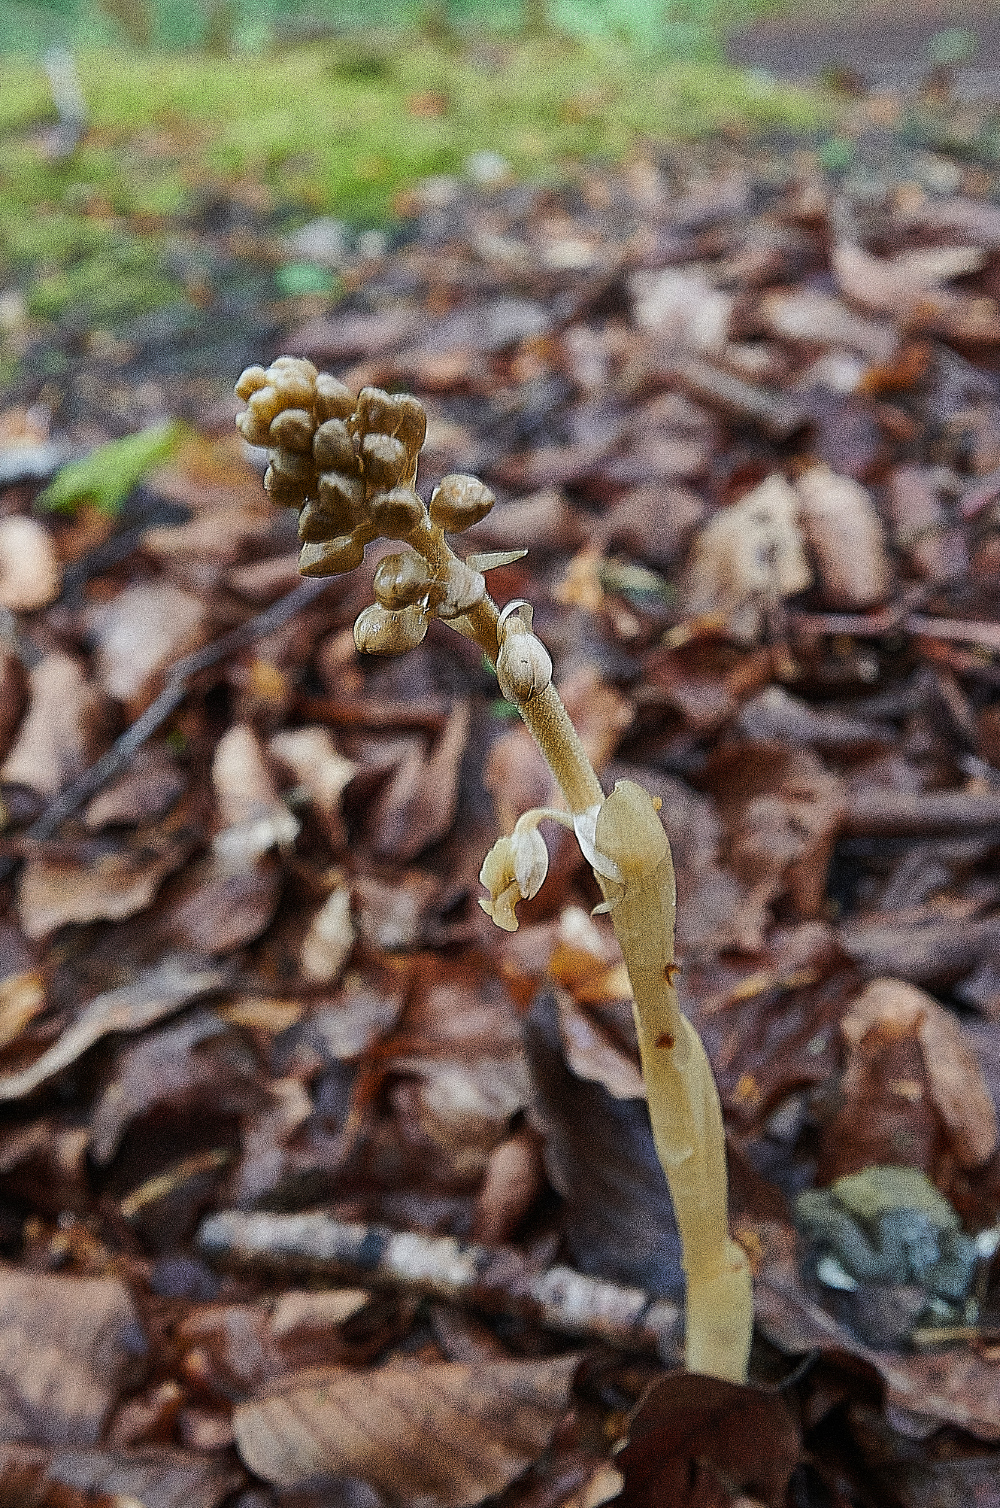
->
<box><xmin>198</xmin><ymin>1210</ymin><xmax>682</xmax><ymax>1361</ymax></box>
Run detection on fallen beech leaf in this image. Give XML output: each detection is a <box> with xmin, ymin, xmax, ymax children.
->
<box><xmin>365</xmin><ymin>700</ymin><xmax>470</xmax><ymax>861</ymax></box>
<box><xmin>233</xmin><ymin>1353</ymin><xmax>580</xmax><ymax>1500</ymax></box>
<box><xmin>795</xmin><ymin>465</ymin><xmax>892</xmax><ymax>608</ymax></box>
<box><xmin>0</xmin><ymin>1270</ymin><xmax>143</xmax><ymax>1445</ymax></box>
<box><xmin>681</xmin><ymin>475</ymin><xmax>811</xmax><ymax>643</ymax></box>
<box><xmin>0</xmin><ymin>648</ymin><xmax>26</xmax><ymax>760</ymax></box>
<box><xmin>89</xmin><ymin>1010</ymin><xmax>262</xmax><ymax>1164</ymax></box>
<box><xmin>268</xmin><ymin>724</ymin><xmax>356</xmax><ymax>849</ymax></box>
<box><xmin>760</xmin><ymin>287</ymin><xmax>898</xmax><ymax>362</ymax></box>
<box><xmin>0</xmin><ymin>1443</ymin><xmax>242</xmax><ymax>1508</ymax></box>
<box><xmin>0</xmin><ymin>969</ymin><xmax>45</xmax><ymax>1051</ymax></box>
<box><xmin>832</xmin><ymin>239</ymin><xmax>984</xmax><ymax>317</ymax></box>
<box><xmin>630</xmin><ymin>266</ymin><xmax>732</xmax><ymax>352</ymax></box>
<box><xmin>300</xmin><ymin>881</ymin><xmax>355</xmax><ymax>984</ymax></box>
<box><xmin>17</xmin><ymin>838</ymin><xmax>186</xmax><ymax>940</ymax></box>
<box><xmin>0</xmin><ymin>955</ymin><xmax>226</xmax><ymax>1103</ymax></box>
<box><xmin>885</xmin><ymin>466</ymin><xmax>968</xmax><ymax>582</ymax></box>
<box><xmin>0</xmin><ymin>516</ymin><xmax>60</xmax><ymax>610</ymax></box>
<box><xmin>83</xmin><ymin>742</ymin><xmax>186</xmax><ymax>829</ymax></box>
<box><xmin>0</xmin><ymin>652</ymin><xmax>107</xmax><ymax>796</ymax></box>
<box><xmin>615</xmin><ymin>1371</ymin><xmax>800</xmax><ymax>1508</ymax></box>
<box><xmin>212</xmin><ymin>722</ymin><xmax>298</xmax><ymax>853</ymax></box>
<box><xmin>471</xmin><ymin>1126</ymin><xmax>546</xmax><ymax>1245</ymax></box>
<box><xmin>842</xmin><ymin>977</ymin><xmax>998</xmax><ymax>1169</ymax></box>
<box><xmin>86</xmin><ymin>581</ymin><xmax>209</xmax><ymax>712</ymax></box>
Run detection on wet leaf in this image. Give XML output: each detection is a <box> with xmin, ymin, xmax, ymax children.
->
<box><xmin>614</xmin><ymin>1371</ymin><xmax>800</xmax><ymax>1508</ymax></box>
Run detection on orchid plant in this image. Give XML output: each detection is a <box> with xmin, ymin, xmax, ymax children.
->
<box><xmin>235</xmin><ymin>356</ymin><xmax>753</xmax><ymax>1382</ymax></box>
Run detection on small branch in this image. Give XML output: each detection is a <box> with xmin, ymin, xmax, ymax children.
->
<box><xmin>198</xmin><ymin>1210</ymin><xmax>681</xmax><ymax>1361</ymax></box>
<box><xmin>0</xmin><ymin>577</ymin><xmax>333</xmax><ymax>881</ymax></box>
<box><xmin>842</xmin><ymin>787</ymin><xmax>1000</xmax><ymax>837</ymax></box>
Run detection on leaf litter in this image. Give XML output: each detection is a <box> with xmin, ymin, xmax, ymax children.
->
<box><xmin>1</xmin><ymin>72</ymin><xmax>1000</xmax><ymax>1508</ymax></box>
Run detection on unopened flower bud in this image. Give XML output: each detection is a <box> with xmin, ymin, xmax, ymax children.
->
<box><xmin>313</xmin><ymin>418</ymin><xmax>358</xmax><ymax>473</ymax></box>
<box><xmin>268</xmin><ymin>447</ymin><xmax>313</xmax><ymax>484</ymax></box>
<box><xmin>392</xmin><ymin>395</ymin><xmax>427</xmax><ymax>459</ymax></box>
<box><xmin>311</xmin><ymin>472</ymin><xmax>365</xmax><ymax>537</ymax></box>
<box><xmin>435</xmin><ymin>557</ymin><xmax>486</xmax><ymax>619</ymax></box>
<box><xmin>269</xmin><ymin>407</ymin><xmax>316</xmax><ymax>454</ymax></box>
<box><xmin>299</xmin><ymin>533</ymin><xmax>366</xmax><ymax>577</ymax></box>
<box><xmin>429</xmin><ymin>474</ymin><xmax>496</xmax><ymax>532</ymax></box>
<box><xmin>235</xmin><ymin>365</ymin><xmax>269</xmax><ymax>401</ymax></box>
<box><xmin>368</xmin><ymin>486</ymin><xmax>425</xmax><ymax>539</ymax></box>
<box><xmin>354</xmin><ymin>602</ymin><xmax>428</xmax><ymax>655</ymax></box>
<box><xmin>268</xmin><ymin>355</ymin><xmax>317</xmax><ymax>408</ymax></box>
<box><xmin>362</xmin><ymin>432</ymin><xmax>409</xmax><ymax>490</ymax></box>
<box><xmin>315</xmin><ymin>373</ymin><xmax>355</xmax><ymax>422</ymax></box>
<box><xmin>373</xmin><ymin>550</ymin><xmax>433</xmax><ymax>610</ymax></box>
<box><xmin>496</xmin><ymin>630</ymin><xmax>552</xmax><ymax>704</ymax></box>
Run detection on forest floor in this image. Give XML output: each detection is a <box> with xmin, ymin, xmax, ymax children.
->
<box><xmin>0</xmin><ymin>25</ymin><xmax>999</xmax><ymax>1508</ymax></box>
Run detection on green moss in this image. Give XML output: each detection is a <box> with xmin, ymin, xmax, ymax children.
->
<box><xmin>0</xmin><ymin>36</ymin><xmax>831</xmax><ymax>345</ymax></box>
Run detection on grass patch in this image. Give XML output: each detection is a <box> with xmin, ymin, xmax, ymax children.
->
<box><xmin>0</xmin><ymin>32</ymin><xmax>831</xmax><ymax>364</ymax></box>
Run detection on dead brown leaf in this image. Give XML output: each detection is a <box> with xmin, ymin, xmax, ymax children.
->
<box><xmin>795</xmin><ymin>465</ymin><xmax>893</xmax><ymax>608</ymax></box>
<box><xmin>86</xmin><ymin>581</ymin><xmax>209</xmax><ymax>712</ymax></box>
<box><xmin>364</xmin><ymin>700</ymin><xmax>470</xmax><ymax>861</ymax></box>
<box><xmin>0</xmin><ymin>1270</ymin><xmax>142</xmax><ymax>1445</ymax></box>
<box><xmin>0</xmin><ymin>955</ymin><xmax>226</xmax><ymax>1103</ymax></box>
<box><xmin>840</xmin><ymin>977</ymin><xmax>998</xmax><ymax>1169</ymax></box>
<box><xmin>0</xmin><ymin>1443</ymin><xmax>243</xmax><ymax>1508</ymax></box>
<box><xmin>1</xmin><ymin>653</ymin><xmax>107</xmax><ymax>797</ymax></box>
<box><xmin>233</xmin><ymin>1353</ymin><xmax>580</xmax><ymax>1501</ymax></box>
<box><xmin>0</xmin><ymin>517</ymin><xmax>60</xmax><ymax>611</ymax></box>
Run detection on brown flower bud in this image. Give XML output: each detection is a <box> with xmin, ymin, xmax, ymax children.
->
<box><xmin>368</xmin><ymin>486</ymin><xmax>425</xmax><ymax>539</ymax></box>
<box><xmin>429</xmin><ymin>474</ymin><xmax>495</xmax><ymax>532</ymax></box>
<box><xmin>267</xmin><ymin>447</ymin><xmax>314</xmax><ymax>484</ymax></box>
<box><xmin>354</xmin><ymin>386</ymin><xmax>398</xmax><ymax>436</ymax></box>
<box><xmin>373</xmin><ymin>550</ymin><xmax>433</xmax><ymax>610</ymax></box>
<box><xmin>496</xmin><ymin>630</ymin><xmax>552</xmax><ymax>704</ymax></box>
<box><xmin>312</xmin><ymin>471</ymin><xmax>365</xmax><ymax>536</ymax></box>
<box><xmin>362</xmin><ymin>432</ymin><xmax>409</xmax><ymax>490</ymax></box>
<box><xmin>354</xmin><ymin>602</ymin><xmax>428</xmax><ymax>655</ymax></box>
<box><xmin>315</xmin><ymin>373</ymin><xmax>355</xmax><ymax>422</ymax></box>
<box><xmin>313</xmin><ymin>418</ymin><xmax>358</xmax><ymax>473</ymax></box>
<box><xmin>268</xmin><ymin>356</ymin><xmax>317</xmax><ymax>408</ymax></box>
<box><xmin>392</xmin><ymin>395</ymin><xmax>427</xmax><ymax>458</ymax></box>
<box><xmin>236</xmin><ymin>407</ymin><xmax>272</xmax><ymax>447</ymax></box>
<box><xmin>235</xmin><ymin>365</ymin><xmax>269</xmax><ymax>401</ymax></box>
<box><xmin>264</xmin><ymin>470</ymin><xmax>309</xmax><ymax>508</ymax></box>
<box><xmin>299</xmin><ymin>533</ymin><xmax>366</xmax><ymax>577</ymax></box>
<box><xmin>246</xmin><ymin>384</ymin><xmax>282</xmax><ymax>433</ymax></box>
<box><xmin>269</xmin><ymin>407</ymin><xmax>316</xmax><ymax>454</ymax></box>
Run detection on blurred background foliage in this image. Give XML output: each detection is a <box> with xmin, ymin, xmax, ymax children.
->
<box><xmin>3</xmin><ymin>0</ymin><xmax>788</xmax><ymax>58</ymax></box>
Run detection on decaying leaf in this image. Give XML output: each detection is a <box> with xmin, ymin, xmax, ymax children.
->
<box><xmin>0</xmin><ymin>1444</ymin><xmax>242</xmax><ymax>1508</ymax></box>
<box><xmin>365</xmin><ymin>700</ymin><xmax>470</xmax><ymax>861</ymax></box>
<box><xmin>268</xmin><ymin>724</ymin><xmax>356</xmax><ymax>850</ymax></box>
<box><xmin>839</xmin><ymin>977</ymin><xmax>998</xmax><ymax>1169</ymax></box>
<box><xmin>526</xmin><ymin>988</ymin><xmax>681</xmax><ymax>1295</ymax></box>
<box><xmin>17</xmin><ymin>837</ymin><xmax>187</xmax><ymax>941</ymax></box>
<box><xmin>300</xmin><ymin>880</ymin><xmax>355</xmax><ymax>984</ymax></box>
<box><xmin>233</xmin><ymin>1353</ymin><xmax>579</xmax><ymax>1501</ymax></box>
<box><xmin>0</xmin><ymin>1270</ymin><xmax>143</xmax><ymax>1445</ymax></box>
<box><xmin>615</xmin><ymin>1371</ymin><xmax>800</xmax><ymax>1508</ymax></box>
<box><xmin>1</xmin><ymin>653</ymin><xmax>107</xmax><ymax>797</ymax></box>
<box><xmin>0</xmin><ymin>956</ymin><xmax>226</xmax><ymax>1103</ymax></box>
<box><xmin>0</xmin><ymin>517</ymin><xmax>60</xmax><ymax>611</ymax></box>
<box><xmin>795</xmin><ymin>465</ymin><xmax>893</xmax><ymax>608</ymax></box>
<box><xmin>86</xmin><ymin>581</ymin><xmax>209</xmax><ymax>712</ymax></box>
<box><xmin>681</xmin><ymin>474</ymin><xmax>812</xmax><ymax>643</ymax></box>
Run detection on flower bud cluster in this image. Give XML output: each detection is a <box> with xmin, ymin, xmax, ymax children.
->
<box><xmin>236</xmin><ymin>363</ymin><xmax>507</xmax><ymax>657</ymax></box>
<box><xmin>235</xmin><ymin>357</ymin><xmax>430</xmax><ymax>580</ymax></box>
